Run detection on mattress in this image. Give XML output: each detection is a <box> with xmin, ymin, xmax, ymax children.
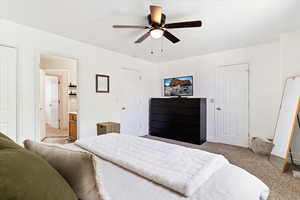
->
<box><xmin>65</xmin><ymin>143</ymin><xmax>269</xmax><ymax>200</ymax></box>
<box><xmin>75</xmin><ymin>134</ymin><xmax>229</xmax><ymax>197</ymax></box>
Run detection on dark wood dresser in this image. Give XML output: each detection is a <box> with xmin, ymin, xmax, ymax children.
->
<box><xmin>149</xmin><ymin>98</ymin><xmax>206</xmax><ymax>145</ymax></box>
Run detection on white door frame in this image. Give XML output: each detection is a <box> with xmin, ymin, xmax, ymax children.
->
<box><xmin>214</xmin><ymin>63</ymin><xmax>250</xmax><ymax>147</ymax></box>
<box><xmin>0</xmin><ymin>44</ymin><xmax>18</xmax><ymax>141</ymax></box>
<box><xmin>34</xmin><ymin>50</ymin><xmax>80</xmax><ymax>141</ymax></box>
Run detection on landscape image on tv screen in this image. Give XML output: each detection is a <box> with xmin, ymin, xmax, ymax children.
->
<box><xmin>164</xmin><ymin>76</ymin><xmax>193</xmax><ymax>96</ymax></box>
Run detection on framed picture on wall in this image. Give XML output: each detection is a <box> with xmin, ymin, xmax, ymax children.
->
<box><xmin>96</xmin><ymin>74</ymin><xmax>110</xmax><ymax>93</ymax></box>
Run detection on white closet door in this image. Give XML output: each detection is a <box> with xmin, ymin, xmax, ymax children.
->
<box><xmin>215</xmin><ymin>64</ymin><xmax>249</xmax><ymax>147</ymax></box>
<box><xmin>0</xmin><ymin>46</ymin><xmax>17</xmax><ymax>141</ymax></box>
<box><xmin>120</xmin><ymin>69</ymin><xmax>144</xmax><ymax>136</ymax></box>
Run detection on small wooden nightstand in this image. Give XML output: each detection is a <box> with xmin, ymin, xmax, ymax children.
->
<box><xmin>97</xmin><ymin>122</ymin><xmax>120</xmax><ymax>135</ymax></box>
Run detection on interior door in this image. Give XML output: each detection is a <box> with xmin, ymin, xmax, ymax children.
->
<box><xmin>120</xmin><ymin>69</ymin><xmax>144</xmax><ymax>136</ymax></box>
<box><xmin>215</xmin><ymin>64</ymin><xmax>249</xmax><ymax>147</ymax></box>
<box><xmin>0</xmin><ymin>46</ymin><xmax>17</xmax><ymax>141</ymax></box>
<box><xmin>39</xmin><ymin>70</ymin><xmax>46</xmax><ymax>140</ymax></box>
<box><xmin>45</xmin><ymin>75</ymin><xmax>59</xmax><ymax>129</ymax></box>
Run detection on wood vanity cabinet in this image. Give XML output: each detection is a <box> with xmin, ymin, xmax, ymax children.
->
<box><xmin>69</xmin><ymin>113</ymin><xmax>77</xmax><ymax>141</ymax></box>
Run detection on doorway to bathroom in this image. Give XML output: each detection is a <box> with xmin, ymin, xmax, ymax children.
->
<box><xmin>38</xmin><ymin>54</ymin><xmax>78</xmax><ymax>143</ymax></box>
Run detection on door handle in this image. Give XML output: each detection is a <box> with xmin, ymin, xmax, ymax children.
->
<box><xmin>122</xmin><ymin>107</ymin><xmax>126</xmax><ymax>111</ymax></box>
<box><xmin>216</xmin><ymin>107</ymin><xmax>222</xmax><ymax>111</ymax></box>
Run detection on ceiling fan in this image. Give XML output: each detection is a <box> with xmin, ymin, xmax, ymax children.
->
<box><xmin>112</xmin><ymin>5</ymin><xmax>202</xmax><ymax>44</ymax></box>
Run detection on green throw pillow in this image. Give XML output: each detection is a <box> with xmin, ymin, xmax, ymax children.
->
<box><xmin>0</xmin><ymin>132</ymin><xmax>77</xmax><ymax>200</ymax></box>
<box><xmin>0</xmin><ymin>132</ymin><xmax>13</xmax><ymax>141</ymax></box>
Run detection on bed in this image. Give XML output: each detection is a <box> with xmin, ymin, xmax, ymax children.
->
<box><xmin>62</xmin><ymin>134</ymin><xmax>269</xmax><ymax>200</ymax></box>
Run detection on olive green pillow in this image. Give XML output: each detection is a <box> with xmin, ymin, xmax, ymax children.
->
<box><xmin>0</xmin><ymin>132</ymin><xmax>77</xmax><ymax>200</ymax></box>
<box><xmin>0</xmin><ymin>131</ymin><xmax>13</xmax><ymax>142</ymax></box>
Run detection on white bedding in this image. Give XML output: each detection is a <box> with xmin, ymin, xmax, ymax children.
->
<box><xmin>61</xmin><ymin>135</ymin><xmax>269</xmax><ymax>200</ymax></box>
<box><xmin>96</xmin><ymin>157</ymin><xmax>270</xmax><ymax>200</ymax></box>
<box><xmin>75</xmin><ymin>134</ymin><xmax>229</xmax><ymax>197</ymax></box>
<box><xmin>65</xmin><ymin>143</ymin><xmax>269</xmax><ymax>200</ymax></box>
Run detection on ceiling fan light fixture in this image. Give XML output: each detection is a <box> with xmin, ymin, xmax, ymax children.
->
<box><xmin>113</xmin><ymin>5</ymin><xmax>202</xmax><ymax>44</ymax></box>
<box><xmin>150</xmin><ymin>28</ymin><xmax>164</xmax><ymax>39</ymax></box>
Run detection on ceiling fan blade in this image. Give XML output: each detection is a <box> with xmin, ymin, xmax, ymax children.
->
<box><xmin>150</xmin><ymin>5</ymin><xmax>162</xmax><ymax>25</ymax></box>
<box><xmin>135</xmin><ymin>31</ymin><xmax>151</xmax><ymax>44</ymax></box>
<box><xmin>164</xmin><ymin>21</ymin><xmax>202</xmax><ymax>29</ymax></box>
<box><xmin>113</xmin><ymin>25</ymin><xmax>149</xmax><ymax>29</ymax></box>
<box><xmin>163</xmin><ymin>30</ymin><xmax>180</xmax><ymax>44</ymax></box>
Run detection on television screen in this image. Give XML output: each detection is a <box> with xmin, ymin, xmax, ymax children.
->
<box><xmin>164</xmin><ymin>76</ymin><xmax>193</xmax><ymax>96</ymax></box>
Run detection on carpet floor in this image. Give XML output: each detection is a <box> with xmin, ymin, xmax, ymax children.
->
<box><xmin>45</xmin><ymin>125</ymin><xmax>69</xmax><ymax>138</ymax></box>
<box><xmin>145</xmin><ymin>136</ymin><xmax>300</xmax><ymax>200</ymax></box>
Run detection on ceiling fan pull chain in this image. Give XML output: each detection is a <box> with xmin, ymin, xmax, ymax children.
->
<box><xmin>150</xmin><ymin>48</ymin><xmax>154</xmax><ymax>55</ymax></box>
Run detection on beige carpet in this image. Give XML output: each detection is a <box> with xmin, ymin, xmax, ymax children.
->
<box><xmin>45</xmin><ymin>125</ymin><xmax>69</xmax><ymax>138</ymax></box>
<box><xmin>43</xmin><ymin>125</ymin><xmax>70</xmax><ymax>144</ymax></box>
<box><xmin>145</xmin><ymin>136</ymin><xmax>300</xmax><ymax>200</ymax></box>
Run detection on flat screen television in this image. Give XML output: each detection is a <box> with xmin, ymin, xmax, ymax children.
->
<box><xmin>164</xmin><ymin>76</ymin><xmax>193</xmax><ymax>96</ymax></box>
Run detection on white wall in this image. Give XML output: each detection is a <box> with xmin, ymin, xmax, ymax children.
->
<box><xmin>280</xmin><ymin>30</ymin><xmax>300</xmax><ymax>82</ymax></box>
<box><xmin>0</xmin><ymin>19</ymin><xmax>158</xmax><ymax>143</ymax></box>
<box><xmin>155</xmin><ymin>42</ymin><xmax>282</xmax><ymax>142</ymax></box>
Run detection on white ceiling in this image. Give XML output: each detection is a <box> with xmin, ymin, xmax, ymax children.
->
<box><xmin>1</xmin><ymin>0</ymin><xmax>300</xmax><ymax>63</ymax></box>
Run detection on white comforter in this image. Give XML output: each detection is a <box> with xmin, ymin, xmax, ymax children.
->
<box><xmin>76</xmin><ymin>134</ymin><xmax>228</xmax><ymax>196</ymax></box>
<box><xmin>62</xmin><ymin>139</ymin><xmax>270</xmax><ymax>200</ymax></box>
<box><xmin>96</xmin><ymin>157</ymin><xmax>270</xmax><ymax>200</ymax></box>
